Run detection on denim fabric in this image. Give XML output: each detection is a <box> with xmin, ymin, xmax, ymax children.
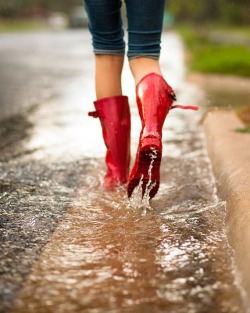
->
<box><xmin>83</xmin><ymin>0</ymin><xmax>166</xmax><ymax>60</ymax></box>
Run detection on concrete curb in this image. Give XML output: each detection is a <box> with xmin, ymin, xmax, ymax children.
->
<box><xmin>203</xmin><ymin>109</ymin><xmax>250</xmax><ymax>307</ymax></box>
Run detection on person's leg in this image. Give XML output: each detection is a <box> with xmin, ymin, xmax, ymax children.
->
<box><xmin>84</xmin><ymin>0</ymin><xmax>125</xmax><ymax>98</ymax></box>
<box><xmin>129</xmin><ymin>57</ymin><xmax>161</xmax><ymax>85</ymax></box>
<box><xmin>95</xmin><ymin>54</ymin><xmax>124</xmax><ymax>99</ymax></box>
<box><xmin>84</xmin><ymin>0</ymin><xmax>131</xmax><ymax>187</ymax></box>
<box><xmin>125</xmin><ymin>0</ymin><xmax>166</xmax><ymax>83</ymax></box>
<box><xmin>123</xmin><ymin>0</ymin><xmax>166</xmax><ymax>197</ymax></box>
<box><xmin>125</xmin><ymin>0</ymin><xmax>198</xmax><ymax>198</ymax></box>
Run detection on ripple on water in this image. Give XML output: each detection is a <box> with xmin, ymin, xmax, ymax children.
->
<box><xmin>12</xmin><ymin>171</ymin><xmax>244</xmax><ymax>313</ymax></box>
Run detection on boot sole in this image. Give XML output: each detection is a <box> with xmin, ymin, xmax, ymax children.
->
<box><xmin>127</xmin><ymin>143</ymin><xmax>162</xmax><ymax>199</ymax></box>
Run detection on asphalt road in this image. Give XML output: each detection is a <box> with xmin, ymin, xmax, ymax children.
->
<box><xmin>0</xmin><ymin>29</ymin><xmax>95</xmax><ymax>313</ymax></box>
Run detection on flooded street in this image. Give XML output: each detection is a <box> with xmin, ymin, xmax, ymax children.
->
<box><xmin>0</xmin><ymin>30</ymin><xmax>246</xmax><ymax>312</ymax></box>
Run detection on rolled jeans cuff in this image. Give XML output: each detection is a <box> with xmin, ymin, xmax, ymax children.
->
<box><xmin>128</xmin><ymin>53</ymin><xmax>160</xmax><ymax>60</ymax></box>
<box><xmin>93</xmin><ymin>48</ymin><xmax>125</xmax><ymax>56</ymax></box>
<box><xmin>93</xmin><ymin>50</ymin><xmax>160</xmax><ymax>60</ymax></box>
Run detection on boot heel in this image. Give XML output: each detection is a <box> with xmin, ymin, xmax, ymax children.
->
<box><xmin>127</xmin><ymin>144</ymin><xmax>162</xmax><ymax>198</ymax></box>
<box><xmin>140</xmin><ymin>136</ymin><xmax>162</xmax><ymax>150</ymax></box>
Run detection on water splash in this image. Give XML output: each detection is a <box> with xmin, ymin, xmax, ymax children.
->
<box><xmin>126</xmin><ymin>147</ymin><xmax>160</xmax><ymax>215</ymax></box>
<box><xmin>125</xmin><ymin>175</ymin><xmax>151</xmax><ymax>214</ymax></box>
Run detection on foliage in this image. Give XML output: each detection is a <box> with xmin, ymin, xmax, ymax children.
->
<box><xmin>235</xmin><ymin>127</ymin><xmax>250</xmax><ymax>133</ymax></box>
<box><xmin>192</xmin><ymin>44</ymin><xmax>250</xmax><ymax>77</ymax></box>
<box><xmin>0</xmin><ymin>0</ymin><xmax>82</xmax><ymax>17</ymax></box>
<box><xmin>167</xmin><ymin>0</ymin><xmax>250</xmax><ymax>25</ymax></box>
<box><xmin>0</xmin><ymin>18</ymin><xmax>47</xmax><ymax>31</ymax></box>
<box><xmin>178</xmin><ymin>26</ymin><xmax>250</xmax><ymax>77</ymax></box>
<box><xmin>1</xmin><ymin>0</ymin><xmax>250</xmax><ymax>25</ymax></box>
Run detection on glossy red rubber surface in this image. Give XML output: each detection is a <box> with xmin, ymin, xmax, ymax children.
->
<box><xmin>91</xmin><ymin>95</ymin><xmax>131</xmax><ymax>187</ymax></box>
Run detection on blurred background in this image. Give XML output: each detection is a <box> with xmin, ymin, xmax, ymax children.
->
<box><xmin>0</xmin><ymin>0</ymin><xmax>249</xmax><ymax>28</ymax></box>
<box><xmin>0</xmin><ymin>0</ymin><xmax>249</xmax><ymax>127</ymax></box>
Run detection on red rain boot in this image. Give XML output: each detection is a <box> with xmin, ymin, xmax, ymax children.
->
<box><xmin>88</xmin><ymin>95</ymin><xmax>131</xmax><ymax>188</ymax></box>
<box><xmin>127</xmin><ymin>73</ymin><xmax>198</xmax><ymax>199</ymax></box>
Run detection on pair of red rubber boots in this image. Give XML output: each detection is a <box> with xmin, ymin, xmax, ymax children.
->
<box><xmin>89</xmin><ymin>73</ymin><xmax>198</xmax><ymax>198</ymax></box>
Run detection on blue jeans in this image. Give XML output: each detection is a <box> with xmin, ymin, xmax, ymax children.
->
<box><xmin>83</xmin><ymin>0</ymin><xmax>166</xmax><ymax>60</ymax></box>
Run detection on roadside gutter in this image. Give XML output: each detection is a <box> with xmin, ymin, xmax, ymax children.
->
<box><xmin>203</xmin><ymin>109</ymin><xmax>250</xmax><ymax>310</ymax></box>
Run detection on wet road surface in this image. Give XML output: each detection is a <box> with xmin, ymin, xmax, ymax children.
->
<box><xmin>0</xmin><ymin>30</ymin><xmax>246</xmax><ymax>313</ymax></box>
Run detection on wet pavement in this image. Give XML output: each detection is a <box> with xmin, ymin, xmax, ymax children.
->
<box><xmin>0</xmin><ymin>30</ymin><xmax>246</xmax><ymax>313</ymax></box>
<box><xmin>0</xmin><ymin>30</ymin><xmax>91</xmax><ymax>120</ymax></box>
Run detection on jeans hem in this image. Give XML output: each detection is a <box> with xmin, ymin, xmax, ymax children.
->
<box><xmin>128</xmin><ymin>53</ymin><xmax>160</xmax><ymax>61</ymax></box>
<box><xmin>94</xmin><ymin>49</ymin><xmax>125</xmax><ymax>56</ymax></box>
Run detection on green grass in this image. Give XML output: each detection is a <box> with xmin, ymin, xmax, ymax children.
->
<box><xmin>177</xmin><ymin>25</ymin><xmax>250</xmax><ymax>126</ymax></box>
<box><xmin>0</xmin><ymin>19</ymin><xmax>49</xmax><ymax>32</ymax></box>
<box><xmin>177</xmin><ymin>26</ymin><xmax>250</xmax><ymax>77</ymax></box>
<box><xmin>235</xmin><ymin>127</ymin><xmax>250</xmax><ymax>133</ymax></box>
<box><xmin>192</xmin><ymin>45</ymin><xmax>250</xmax><ymax>77</ymax></box>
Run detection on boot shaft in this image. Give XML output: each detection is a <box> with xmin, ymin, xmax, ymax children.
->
<box><xmin>136</xmin><ymin>73</ymin><xmax>175</xmax><ymax>138</ymax></box>
<box><xmin>94</xmin><ymin>95</ymin><xmax>131</xmax><ymax>133</ymax></box>
<box><xmin>127</xmin><ymin>73</ymin><xmax>198</xmax><ymax>199</ymax></box>
<box><xmin>90</xmin><ymin>95</ymin><xmax>131</xmax><ymax>184</ymax></box>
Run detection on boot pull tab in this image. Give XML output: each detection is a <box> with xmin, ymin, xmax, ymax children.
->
<box><xmin>171</xmin><ymin>104</ymin><xmax>199</xmax><ymax>111</ymax></box>
<box><xmin>88</xmin><ymin>111</ymin><xmax>99</xmax><ymax>118</ymax></box>
<box><xmin>168</xmin><ymin>90</ymin><xmax>199</xmax><ymax>111</ymax></box>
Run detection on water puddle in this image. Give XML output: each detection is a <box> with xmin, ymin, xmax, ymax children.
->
<box><xmin>10</xmin><ymin>161</ymin><xmax>244</xmax><ymax>313</ymax></box>
<box><xmin>1</xmin><ymin>32</ymin><xmax>246</xmax><ymax>312</ymax></box>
